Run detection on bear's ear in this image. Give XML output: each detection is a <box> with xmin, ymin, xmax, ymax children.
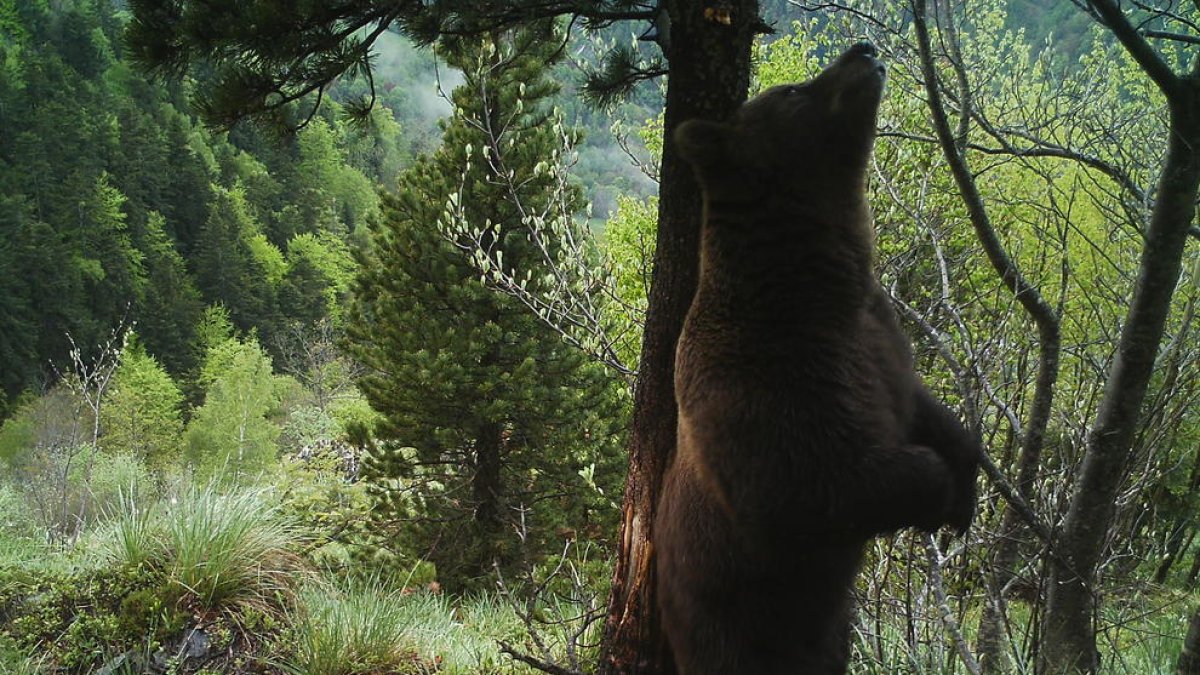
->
<box><xmin>674</xmin><ymin>119</ymin><xmax>732</xmax><ymax>174</ymax></box>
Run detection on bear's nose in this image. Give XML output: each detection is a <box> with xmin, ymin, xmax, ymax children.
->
<box><xmin>848</xmin><ymin>41</ymin><xmax>877</xmax><ymax>58</ymax></box>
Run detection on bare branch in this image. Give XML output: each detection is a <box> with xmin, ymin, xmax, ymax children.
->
<box><xmin>440</xmin><ymin>60</ymin><xmax>640</xmax><ymax>382</ymax></box>
<box><xmin>1143</xmin><ymin>29</ymin><xmax>1200</xmax><ymax>45</ymax></box>
<box><xmin>1083</xmin><ymin>0</ymin><xmax>1181</xmax><ymax>96</ymax></box>
<box><xmin>498</xmin><ymin>642</ymin><xmax>583</xmax><ymax>675</ymax></box>
<box><xmin>924</xmin><ymin>536</ymin><xmax>982</xmax><ymax>675</ymax></box>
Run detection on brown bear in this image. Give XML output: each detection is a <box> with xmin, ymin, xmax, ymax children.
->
<box><xmin>654</xmin><ymin>42</ymin><xmax>980</xmax><ymax>674</ymax></box>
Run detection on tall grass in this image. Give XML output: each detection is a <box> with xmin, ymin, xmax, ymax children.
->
<box><xmin>165</xmin><ymin>486</ymin><xmax>304</xmax><ymax>608</ymax></box>
<box><xmin>105</xmin><ymin>490</ymin><xmax>158</xmax><ymax>570</ymax></box>
<box><xmin>282</xmin><ymin>581</ymin><xmax>541</xmax><ymax>675</ymax></box>
<box><xmin>0</xmin><ymin>636</ymin><xmax>43</xmax><ymax>675</ymax></box>
<box><xmin>284</xmin><ymin>580</ymin><xmax>432</xmax><ymax>675</ymax></box>
<box><xmin>104</xmin><ymin>484</ymin><xmax>307</xmax><ymax>611</ymax></box>
<box><xmin>398</xmin><ymin>592</ymin><xmax>525</xmax><ymax>672</ymax></box>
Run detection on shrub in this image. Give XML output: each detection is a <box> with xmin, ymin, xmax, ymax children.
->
<box><xmin>0</xmin><ymin>634</ymin><xmax>42</xmax><ymax>675</ymax></box>
<box><xmin>82</xmin><ymin>451</ymin><xmax>156</xmax><ymax>527</ymax></box>
<box><xmin>3</xmin><ymin>565</ymin><xmax>152</xmax><ymax>671</ymax></box>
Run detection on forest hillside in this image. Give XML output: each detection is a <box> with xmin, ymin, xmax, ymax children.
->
<box><xmin>2</xmin><ymin>0</ymin><xmax>1199</xmax><ymax>674</ymax></box>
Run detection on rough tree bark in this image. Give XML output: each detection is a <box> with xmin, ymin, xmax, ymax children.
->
<box><xmin>597</xmin><ymin>1</ymin><xmax>759</xmax><ymax>672</ymax></box>
<box><xmin>1178</xmin><ymin>606</ymin><xmax>1200</xmax><ymax>675</ymax></box>
<box><xmin>1040</xmin><ymin>2</ymin><xmax>1200</xmax><ymax>672</ymax></box>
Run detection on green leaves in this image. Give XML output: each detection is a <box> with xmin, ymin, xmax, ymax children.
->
<box><xmin>99</xmin><ymin>338</ymin><xmax>184</xmax><ymax>470</ymax></box>
<box><xmin>187</xmin><ymin>337</ymin><xmax>287</xmax><ymax>482</ymax></box>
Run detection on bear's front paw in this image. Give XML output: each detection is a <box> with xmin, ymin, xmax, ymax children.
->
<box><xmin>946</xmin><ymin>477</ymin><xmax>976</xmax><ymax>535</ymax></box>
<box><xmin>934</xmin><ymin>440</ymin><xmax>979</xmax><ymax>476</ymax></box>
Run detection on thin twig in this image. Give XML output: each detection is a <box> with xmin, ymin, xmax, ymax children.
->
<box><xmin>924</xmin><ymin>535</ymin><xmax>983</xmax><ymax>675</ymax></box>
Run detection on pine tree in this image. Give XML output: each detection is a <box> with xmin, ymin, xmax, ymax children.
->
<box><xmin>0</xmin><ymin>196</ymin><xmax>39</xmax><ymax>412</ymax></box>
<box><xmin>135</xmin><ymin>212</ymin><xmax>203</xmax><ymax>375</ymax></box>
<box><xmin>125</xmin><ymin>0</ymin><xmax>761</xmax><ymax>660</ymax></box>
<box><xmin>192</xmin><ymin>184</ymin><xmax>277</xmax><ymax>333</ymax></box>
<box><xmin>348</xmin><ymin>24</ymin><xmax>624</xmax><ymax>593</ymax></box>
<box><xmin>77</xmin><ymin>173</ymin><xmax>147</xmax><ymax>337</ymax></box>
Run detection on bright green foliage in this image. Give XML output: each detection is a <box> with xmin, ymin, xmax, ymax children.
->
<box><xmin>99</xmin><ymin>337</ymin><xmax>184</xmax><ymax>470</ymax></box>
<box><xmin>193</xmin><ymin>304</ymin><xmax>236</xmax><ymax>354</ymax></box>
<box><xmin>600</xmin><ymin>194</ymin><xmax>657</xmax><ymax>368</ymax></box>
<box><xmin>134</xmin><ymin>213</ymin><xmax>204</xmax><ymax>375</ymax></box>
<box><xmin>79</xmin><ymin>174</ymin><xmax>148</xmax><ymax>321</ymax></box>
<box><xmin>187</xmin><ymin>338</ymin><xmax>287</xmax><ymax>482</ymax></box>
<box><xmin>248</xmin><ymin>232</ymin><xmax>289</xmax><ymax>287</ymax></box>
<box><xmin>281</xmin><ymin>233</ymin><xmax>357</xmax><ymax>324</ymax></box>
<box><xmin>349</xmin><ymin>25</ymin><xmax>625</xmax><ymax>592</ymax></box>
<box><xmin>292</xmin><ymin>119</ymin><xmax>379</xmax><ymax>236</ymax></box>
<box><xmin>283</xmin><ymin>580</ymin><xmax>432</xmax><ymax>675</ymax></box>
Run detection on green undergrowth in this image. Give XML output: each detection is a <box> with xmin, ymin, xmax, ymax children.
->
<box><xmin>101</xmin><ymin>486</ymin><xmax>309</xmax><ymax>610</ymax></box>
<box><xmin>847</xmin><ymin>592</ymin><xmax>1191</xmax><ymax>674</ymax></box>
<box><xmin>281</xmin><ymin>579</ymin><xmax>433</xmax><ymax>674</ymax></box>
<box><xmin>8</xmin><ymin>484</ymin><xmax>1186</xmax><ymax>674</ymax></box>
<box><xmin>0</xmin><ymin>485</ymin><xmax>304</xmax><ymax>672</ymax></box>
<box><xmin>0</xmin><ymin>484</ymin><xmax>589</xmax><ymax>674</ymax></box>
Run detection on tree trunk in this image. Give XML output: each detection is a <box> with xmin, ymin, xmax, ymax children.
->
<box><xmin>470</xmin><ymin>422</ymin><xmax>506</xmax><ymax>584</ymax></box>
<box><xmin>473</xmin><ymin>422</ymin><xmax>505</xmax><ymax>535</ymax></box>
<box><xmin>1154</xmin><ymin>526</ymin><xmax>1194</xmax><ymax>585</ymax></box>
<box><xmin>596</xmin><ymin>1</ymin><xmax>758</xmax><ymax>672</ymax></box>
<box><xmin>1041</xmin><ymin>91</ymin><xmax>1200</xmax><ymax>674</ymax></box>
<box><xmin>977</xmin><ymin>322</ymin><xmax>1059</xmax><ymax>675</ymax></box>
<box><xmin>1177</xmin><ymin>606</ymin><xmax>1200</xmax><ymax>675</ymax></box>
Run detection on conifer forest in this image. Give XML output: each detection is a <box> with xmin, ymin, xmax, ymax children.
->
<box><xmin>2</xmin><ymin>0</ymin><xmax>1200</xmax><ymax>673</ymax></box>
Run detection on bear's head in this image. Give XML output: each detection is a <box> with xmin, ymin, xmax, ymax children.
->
<box><xmin>676</xmin><ymin>42</ymin><xmax>885</xmax><ymax>205</ymax></box>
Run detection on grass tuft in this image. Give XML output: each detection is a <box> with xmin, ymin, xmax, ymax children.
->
<box><xmin>104</xmin><ymin>484</ymin><xmax>308</xmax><ymax>611</ymax></box>
<box><xmin>283</xmin><ymin>578</ymin><xmax>434</xmax><ymax>675</ymax></box>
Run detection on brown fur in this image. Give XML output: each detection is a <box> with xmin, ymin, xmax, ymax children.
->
<box><xmin>655</xmin><ymin>43</ymin><xmax>980</xmax><ymax>675</ymax></box>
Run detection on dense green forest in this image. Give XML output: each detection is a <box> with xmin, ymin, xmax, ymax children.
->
<box><xmin>2</xmin><ymin>0</ymin><xmax>1200</xmax><ymax>673</ymax></box>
